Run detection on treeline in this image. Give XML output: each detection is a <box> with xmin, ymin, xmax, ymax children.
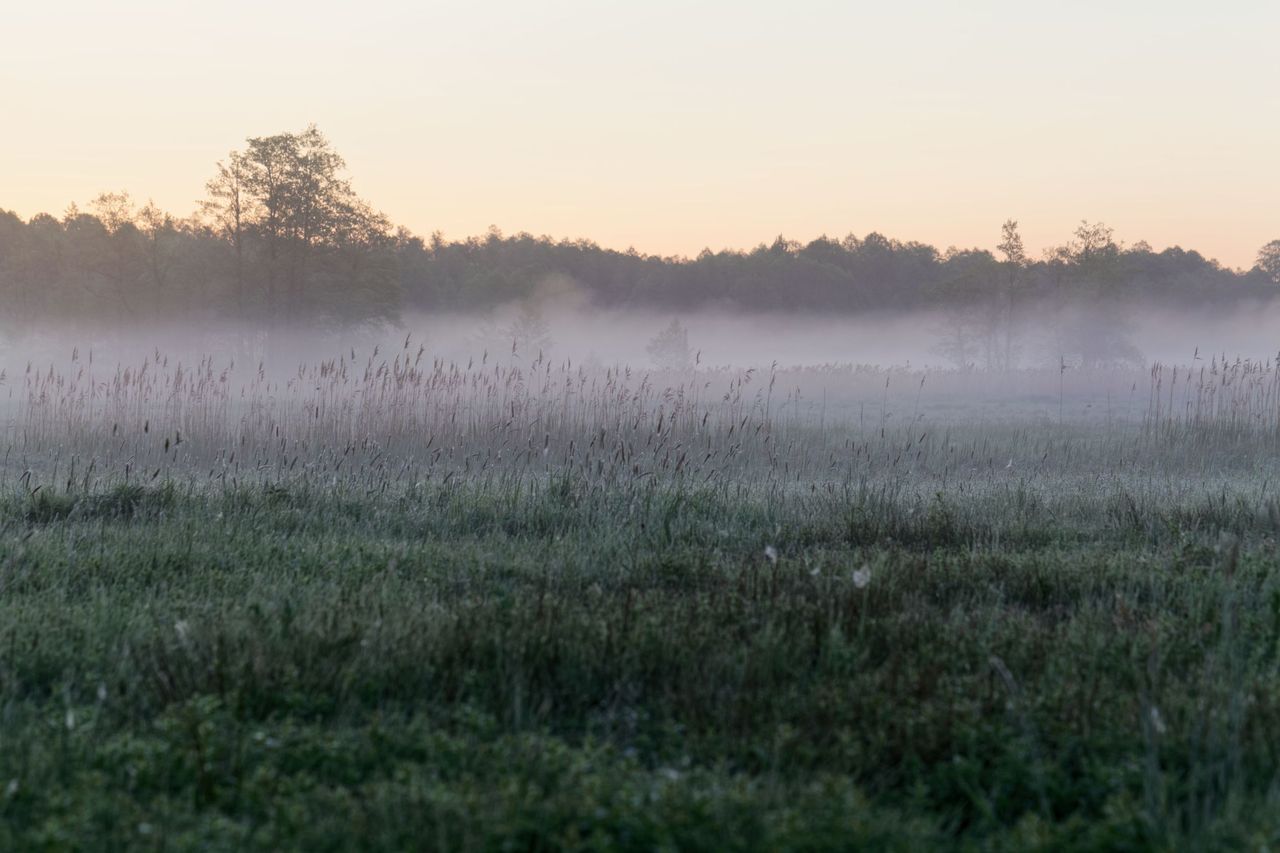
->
<box><xmin>2</xmin><ymin>126</ymin><xmax>1278</xmax><ymax>335</ymax></box>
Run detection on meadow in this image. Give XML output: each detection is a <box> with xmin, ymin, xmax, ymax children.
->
<box><xmin>3</xmin><ymin>343</ymin><xmax>1280</xmax><ymax>849</ymax></box>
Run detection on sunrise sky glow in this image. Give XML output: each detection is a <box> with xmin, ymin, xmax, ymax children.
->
<box><xmin>3</xmin><ymin>0</ymin><xmax>1277</xmax><ymax>267</ymax></box>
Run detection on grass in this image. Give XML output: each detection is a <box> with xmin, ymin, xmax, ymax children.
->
<box><xmin>4</xmin><ymin>347</ymin><xmax>1280</xmax><ymax>848</ymax></box>
<box><xmin>2</xmin><ymin>482</ymin><xmax>1280</xmax><ymax>850</ymax></box>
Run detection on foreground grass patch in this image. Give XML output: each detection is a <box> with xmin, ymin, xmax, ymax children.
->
<box><xmin>1</xmin><ymin>483</ymin><xmax>1279</xmax><ymax>849</ymax></box>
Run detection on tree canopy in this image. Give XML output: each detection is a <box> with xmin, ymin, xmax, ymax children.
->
<box><xmin>1</xmin><ymin>127</ymin><xmax>1276</xmax><ymax>334</ymax></box>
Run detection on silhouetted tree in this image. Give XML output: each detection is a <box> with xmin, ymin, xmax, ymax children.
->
<box><xmin>1256</xmin><ymin>240</ymin><xmax>1280</xmax><ymax>284</ymax></box>
<box><xmin>993</xmin><ymin>219</ymin><xmax>1027</xmax><ymax>369</ymax></box>
<box><xmin>200</xmin><ymin>152</ymin><xmax>252</xmax><ymax>314</ymax></box>
<box><xmin>1046</xmin><ymin>222</ymin><xmax>1142</xmax><ymax>367</ymax></box>
<box><xmin>204</xmin><ymin>125</ymin><xmax>390</xmax><ymax>324</ymax></box>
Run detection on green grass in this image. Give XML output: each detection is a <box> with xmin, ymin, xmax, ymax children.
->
<box><xmin>7</xmin><ymin>352</ymin><xmax>1280</xmax><ymax>848</ymax></box>
<box><xmin>2</xmin><ymin>479</ymin><xmax>1280</xmax><ymax>850</ymax></box>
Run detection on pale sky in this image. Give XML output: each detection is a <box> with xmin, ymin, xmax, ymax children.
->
<box><xmin>2</xmin><ymin>1</ymin><xmax>1276</xmax><ymax>268</ymax></box>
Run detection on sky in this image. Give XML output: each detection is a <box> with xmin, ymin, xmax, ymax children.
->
<box><xmin>2</xmin><ymin>0</ymin><xmax>1277</xmax><ymax>269</ymax></box>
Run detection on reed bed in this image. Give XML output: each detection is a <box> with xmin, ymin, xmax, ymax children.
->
<box><xmin>8</xmin><ymin>343</ymin><xmax>1280</xmax><ymax>503</ymax></box>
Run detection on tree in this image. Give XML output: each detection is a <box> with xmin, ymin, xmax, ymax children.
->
<box><xmin>90</xmin><ymin>191</ymin><xmax>134</xmax><ymax>235</ymax></box>
<box><xmin>1069</xmin><ymin>220</ymin><xmax>1117</xmax><ymax>262</ymax></box>
<box><xmin>1047</xmin><ymin>222</ymin><xmax>1142</xmax><ymax>368</ymax></box>
<box><xmin>646</xmin><ymin>318</ymin><xmax>692</xmax><ymax>370</ymax></box>
<box><xmin>136</xmin><ymin>200</ymin><xmax>177</xmax><ymax>297</ymax></box>
<box><xmin>997</xmin><ymin>219</ymin><xmax>1026</xmax><ymax>267</ymax></box>
<box><xmin>85</xmin><ymin>191</ymin><xmax>145</xmax><ymax>316</ymax></box>
<box><xmin>1256</xmin><ymin>240</ymin><xmax>1280</xmax><ymax>284</ymax></box>
<box><xmin>201</xmin><ymin>125</ymin><xmax>391</xmax><ymax>324</ymax></box>
<box><xmin>201</xmin><ymin>152</ymin><xmax>252</xmax><ymax>314</ymax></box>
<box><xmin>933</xmin><ymin>249</ymin><xmax>1000</xmax><ymax>369</ymax></box>
<box><xmin>319</xmin><ymin>197</ymin><xmax>398</xmax><ymax>325</ymax></box>
<box><xmin>992</xmin><ymin>220</ymin><xmax>1027</xmax><ymax>369</ymax></box>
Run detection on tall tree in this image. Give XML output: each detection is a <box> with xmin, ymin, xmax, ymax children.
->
<box><xmin>1256</xmin><ymin>240</ymin><xmax>1280</xmax><ymax>284</ymax></box>
<box><xmin>994</xmin><ymin>220</ymin><xmax>1027</xmax><ymax>369</ymax></box>
<box><xmin>202</xmin><ymin>125</ymin><xmax>390</xmax><ymax>325</ymax></box>
<box><xmin>201</xmin><ymin>152</ymin><xmax>252</xmax><ymax>314</ymax></box>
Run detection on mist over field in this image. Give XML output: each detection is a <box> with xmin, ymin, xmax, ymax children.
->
<box><xmin>8</xmin><ymin>274</ymin><xmax>1280</xmax><ymax>367</ymax></box>
<box><xmin>5</xmin><ymin>6</ymin><xmax>1280</xmax><ymax>843</ymax></box>
<box><xmin>6</xmin><ymin>297</ymin><xmax>1280</xmax><ymax>393</ymax></box>
<box><xmin>416</xmin><ymin>300</ymin><xmax>1280</xmax><ymax>368</ymax></box>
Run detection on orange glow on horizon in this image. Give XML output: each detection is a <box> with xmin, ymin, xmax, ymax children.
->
<box><xmin>2</xmin><ymin>1</ymin><xmax>1276</xmax><ymax>270</ymax></box>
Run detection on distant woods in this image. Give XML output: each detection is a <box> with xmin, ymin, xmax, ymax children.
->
<box><xmin>1</xmin><ymin>126</ymin><xmax>1278</xmax><ymax>340</ymax></box>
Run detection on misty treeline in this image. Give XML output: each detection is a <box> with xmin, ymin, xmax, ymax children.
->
<box><xmin>2</xmin><ymin>126</ymin><xmax>1279</xmax><ymax>357</ymax></box>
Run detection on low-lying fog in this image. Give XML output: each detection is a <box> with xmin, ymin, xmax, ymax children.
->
<box><xmin>2</xmin><ymin>301</ymin><xmax>1279</xmax><ymax>436</ymax></box>
<box><xmin>2</xmin><ymin>302</ymin><xmax>1277</xmax><ymax>374</ymax></box>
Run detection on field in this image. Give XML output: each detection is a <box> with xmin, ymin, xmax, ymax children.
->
<box><xmin>4</xmin><ymin>344</ymin><xmax>1280</xmax><ymax>849</ymax></box>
